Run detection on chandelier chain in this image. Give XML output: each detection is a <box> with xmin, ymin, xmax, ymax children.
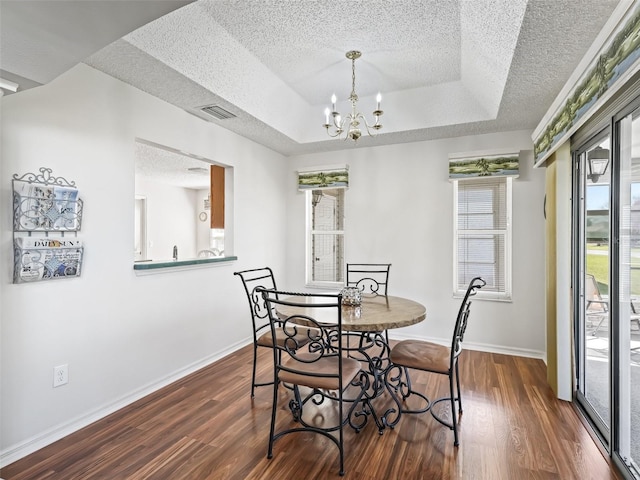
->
<box><xmin>351</xmin><ymin>56</ymin><xmax>357</xmax><ymax>101</ymax></box>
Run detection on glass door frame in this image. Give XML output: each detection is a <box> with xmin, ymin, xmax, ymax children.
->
<box><xmin>573</xmin><ymin>128</ymin><xmax>613</xmax><ymax>450</ymax></box>
<box><xmin>611</xmin><ymin>96</ymin><xmax>640</xmax><ymax>479</ymax></box>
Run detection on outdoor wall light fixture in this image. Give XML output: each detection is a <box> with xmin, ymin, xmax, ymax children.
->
<box><xmin>311</xmin><ymin>190</ymin><xmax>323</xmax><ymax>207</ymax></box>
<box><xmin>323</xmin><ymin>50</ymin><xmax>383</xmax><ymax>141</ymax></box>
<box><xmin>587</xmin><ymin>146</ymin><xmax>610</xmax><ymax>183</ymax></box>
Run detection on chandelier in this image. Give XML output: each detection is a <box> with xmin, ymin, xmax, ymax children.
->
<box><xmin>323</xmin><ymin>50</ymin><xmax>383</xmax><ymax>141</ymax></box>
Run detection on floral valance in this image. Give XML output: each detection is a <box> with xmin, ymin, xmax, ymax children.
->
<box><xmin>533</xmin><ymin>3</ymin><xmax>640</xmax><ymax>166</ymax></box>
<box><xmin>297</xmin><ymin>166</ymin><xmax>349</xmax><ymax>190</ymax></box>
<box><xmin>449</xmin><ymin>151</ymin><xmax>519</xmax><ymax>180</ymax></box>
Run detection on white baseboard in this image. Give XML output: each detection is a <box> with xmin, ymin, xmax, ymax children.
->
<box><xmin>0</xmin><ymin>339</ymin><xmax>250</xmax><ymax>468</ymax></box>
<box><xmin>388</xmin><ymin>332</ymin><xmax>546</xmax><ymax>360</ymax></box>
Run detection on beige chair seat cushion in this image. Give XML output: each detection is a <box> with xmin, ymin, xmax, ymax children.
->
<box><xmin>279</xmin><ymin>354</ymin><xmax>361</xmax><ymax>391</ymax></box>
<box><xmin>256</xmin><ymin>327</ymin><xmax>317</xmax><ymax>348</ymax></box>
<box><xmin>390</xmin><ymin>339</ymin><xmax>451</xmax><ymax>374</ymax></box>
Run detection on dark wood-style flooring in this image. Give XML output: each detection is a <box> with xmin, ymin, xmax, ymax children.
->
<box><xmin>1</xmin><ymin>344</ymin><xmax>621</xmax><ymax>479</ymax></box>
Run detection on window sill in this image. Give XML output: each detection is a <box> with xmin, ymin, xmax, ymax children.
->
<box><xmin>454</xmin><ymin>291</ymin><xmax>512</xmax><ymax>303</ymax></box>
<box><xmin>134</xmin><ymin>256</ymin><xmax>237</xmax><ymax>274</ymax></box>
<box><xmin>306</xmin><ymin>281</ymin><xmax>344</xmax><ymax>290</ymax></box>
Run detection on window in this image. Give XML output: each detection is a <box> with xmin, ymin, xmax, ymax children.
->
<box><xmin>453</xmin><ymin>176</ymin><xmax>512</xmax><ymax>300</ymax></box>
<box><xmin>306</xmin><ymin>188</ymin><xmax>345</xmax><ymax>286</ymax></box>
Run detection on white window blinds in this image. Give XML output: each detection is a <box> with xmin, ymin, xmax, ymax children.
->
<box><xmin>454</xmin><ymin>177</ymin><xmax>512</xmax><ymax>300</ymax></box>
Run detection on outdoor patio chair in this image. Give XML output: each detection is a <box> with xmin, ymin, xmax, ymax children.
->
<box><xmin>629</xmin><ymin>299</ymin><xmax>640</xmax><ymax>332</ymax></box>
<box><xmin>586</xmin><ymin>273</ymin><xmax>609</xmax><ymax>335</ymax></box>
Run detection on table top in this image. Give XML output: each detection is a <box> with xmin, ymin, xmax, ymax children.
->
<box><xmin>276</xmin><ymin>294</ymin><xmax>426</xmax><ymax>332</ymax></box>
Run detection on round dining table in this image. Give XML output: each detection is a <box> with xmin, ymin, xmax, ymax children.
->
<box><xmin>274</xmin><ymin>293</ymin><xmax>426</xmax><ymax>433</ymax></box>
<box><xmin>275</xmin><ymin>293</ymin><xmax>426</xmax><ymax>433</ymax></box>
<box><xmin>276</xmin><ymin>293</ymin><xmax>426</xmax><ymax>332</ymax></box>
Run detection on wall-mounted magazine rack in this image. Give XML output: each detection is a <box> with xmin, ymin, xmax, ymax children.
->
<box><xmin>12</xmin><ymin>168</ymin><xmax>85</xmax><ymax>284</ymax></box>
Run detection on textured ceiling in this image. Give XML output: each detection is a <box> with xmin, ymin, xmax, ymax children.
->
<box><xmin>208</xmin><ymin>0</ymin><xmax>463</xmax><ymax>101</ymax></box>
<box><xmin>84</xmin><ymin>0</ymin><xmax>622</xmax><ymax>156</ymax></box>
<box><xmin>0</xmin><ymin>0</ymin><xmax>192</xmax><ymax>87</ymax></box>
<box><xmin>1</xmin><ymin>0</ymin><xmax>624</xmax><ymax>158</ymax></box>
<box><xmin>135</xmin><ymin>140</ymin><xmax>214</xmax><ymax>189</ymax></box>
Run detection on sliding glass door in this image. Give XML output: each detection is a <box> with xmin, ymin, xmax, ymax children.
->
<box><xmin>574</xmin><ymin>100</ymin><xmax>640</xmax><ymax>479</ymax></box>
<box><xmin>575</xmin><ymin>133</ymin><xmax>612</xmax><ymax>443</ymax></box>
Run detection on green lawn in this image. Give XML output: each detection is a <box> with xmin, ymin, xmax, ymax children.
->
<box><xmin>586</xmin><ymin>244</ymin><xmax>640</xmax><ymax>295</ymax></box>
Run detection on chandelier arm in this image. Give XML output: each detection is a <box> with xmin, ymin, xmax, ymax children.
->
<box><xmin>353</xmin><ymin>113</ymin><xmax>372</xmax><ymax>137</ymax></box>
<box><xmin>361</xmin><ymin>122</ymin><xmax>375</xmax><ymax>137</ymax></box>
<box><xmin>325</xmin><ymin>118</ymin><xmax>344</xmax><ymax>136</ymax></box>
<box><xmin>325</xmin><ymin>127</ymin><xmax>344</xmax><ymax>138</ymax></box>
<box><xmin>360</xmin><ymin>113</ymin><xmax>383</xmax><ymax>134</ymax></box>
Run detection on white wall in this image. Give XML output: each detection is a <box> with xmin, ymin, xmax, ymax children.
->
<box><xmin>286</xmin><ymin>132</ymin><xmax>547</xmax><ymax>356</ymax></box>
<box><xmin>0</xmin><ymin>64</ymin><xmax>289</xmax><ymax>463</ymax></box>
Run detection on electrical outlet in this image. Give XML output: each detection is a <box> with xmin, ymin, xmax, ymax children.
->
<box><xmin>53</xmin><ymin>364</ymin><xmax>68</xmax><ymax>387</ymax></box>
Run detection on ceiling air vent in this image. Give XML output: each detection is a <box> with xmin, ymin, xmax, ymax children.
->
<box><xmin>199</xmin><ymin>105</ymin><xmax>236</xmax><ymax>120</ymax></box>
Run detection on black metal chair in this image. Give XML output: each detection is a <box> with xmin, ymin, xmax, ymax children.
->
<box><xmin>346</xmin><ymin>263</ymin><xmax>391</xmax><ymax>296</ymax></box>
<box><xmin>234</xmin><ymin>267</ymin><xmax>313</xmax><ymax>397</ymax></box>
<box><xmin>260</xmin><ymin>289</ymin><xmax>369</xmax><ymax>476</ymax></box>
<box><xmin>383</xmin><ymin>276</ymin><xmax>485</xmax><ymax>446</ymax></box>
<box><xmin>346</xmin><ymin>263</ymin><xmax>391</xmax><ymax>343</ymax></box>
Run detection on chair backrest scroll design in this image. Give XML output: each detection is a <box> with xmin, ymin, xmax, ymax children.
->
<box><xmin>451</xmin><ymin>277</ymin><xmax>486</xmax><ymax>362</ymax></box>
<box><xmin>234</xmin><ymin>267</ymin><xmax>278</xmax><ymax>339</ymax></box>
<box><xmin>260</xmin><ymin>289</ymin><xmax>344</xmax><ymax>381</ymax></box>
<box><xmin>346</xmin><ymin>263</ymin><xmax>391</xmax><ymax>296</ymax></box>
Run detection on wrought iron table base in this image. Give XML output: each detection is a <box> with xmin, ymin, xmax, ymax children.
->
<box><xmin>342</xmin><ymin>330</ymin><xmax>395</xmax><ymax>433</ymax></box>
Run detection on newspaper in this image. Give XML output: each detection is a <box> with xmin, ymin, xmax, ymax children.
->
<box><xmin>14</xmin><ymin>180</ymin><xmax>80</xmax><ymax>231</ymax></box>
<box><xmin>14</xmin><ymin>237</ymin><xmax>83</xmax><ymax>283</ymax></box>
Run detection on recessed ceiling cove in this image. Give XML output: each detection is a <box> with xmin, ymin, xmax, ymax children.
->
<box><xmin>84</xmin><ymin>0</ymin><xmax>620</xmax><ymax>156</ymax></box>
